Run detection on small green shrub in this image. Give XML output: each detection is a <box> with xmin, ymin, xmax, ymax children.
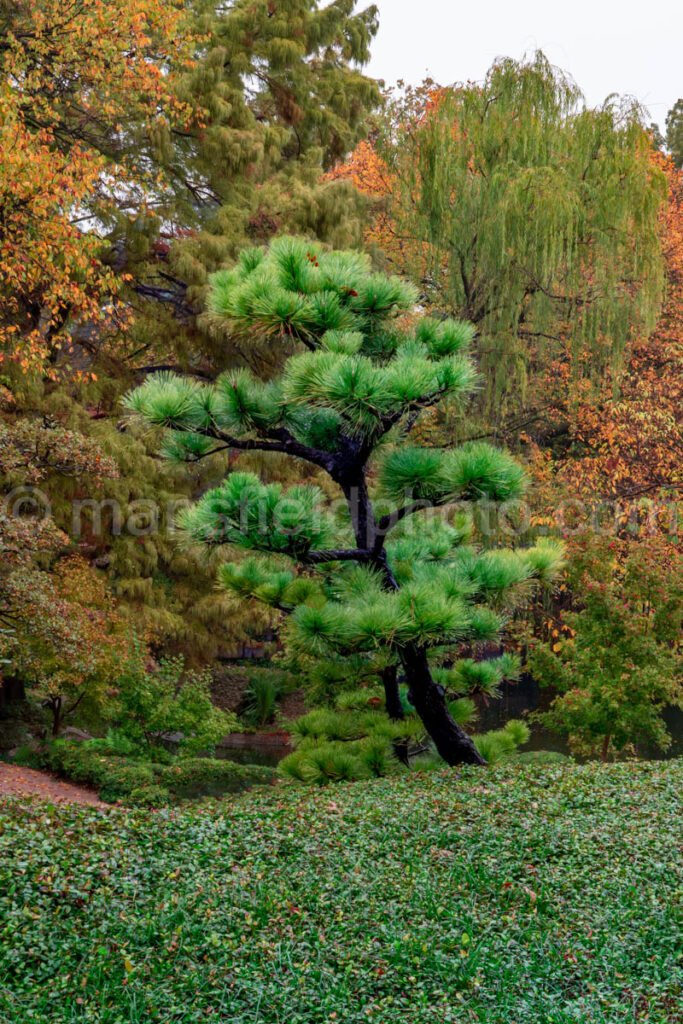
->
<box><xmin>473</xmin><ymin>719</ymin><xmax>531</xmax><ymax>763</ymax></box>
<box><xmin>83</xmin><ymin>729</ymin><xmax>137</xmax><ymax>757</ymax></box>
<box><xmin>111</xmin><ymin>648</ymin><xmax>237</xmax><ymax>755</ymax></box>
<box><xmin>128</xmin><ymin>785</ymin><xmax>171</xmax><ymax>807</ymax></box>
<box><xmin>242</xmin><ymin>674</ymin><xmax>280</xmax><ymax>727</ymax></box>
<box><xmin>513</xmin><ymin>750</ymin><xmax>571</xmax><ymax>765</ymax></box>
<box><xmin>98</xmin><ymin>765</ymin><xmax>156</xmax><ymax>803</ymax></box>
<box><xmin>280</xmin><ymin>733</ymin><xmax>403</xmax><ymax>786</ymax></box>
<box><xmin>7</xmin><ymin>744</ymin><xmax>44</xmax><ymax>769</ymax></box>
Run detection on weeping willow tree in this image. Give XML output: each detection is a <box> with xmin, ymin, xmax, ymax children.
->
<box><xmin>379</xmin><ymin>53</ymin><xmax>667</xmax><ymax>422</ymax></box>
<box><xmin>125</xmin><ymin>237</ymin><xmax>563</xmax><ymax>767</ymax></box>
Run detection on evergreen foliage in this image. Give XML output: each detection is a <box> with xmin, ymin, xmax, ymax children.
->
<box><xmin>127</xmin><ymin>238</ymin><xmax>564</xmax><ymax>769</ymax></box>
<box><xmin>122</xmin><ymin>0</ymin><xmax>383</xmax><ymax>372</ymax></box>
<box><xmin>666</xmin><ymin>98</ymin><xmax>683</xmax><ymax>169</ymax></box>
<box><xmin>28</xmin><ymin>740</ymin><xmax>271</xmax><ymax>806</ymax></box>
<box><xmin>1</xmin><ymin>0</ymin><xmax>384</xmax><ymax>708</ymax></box>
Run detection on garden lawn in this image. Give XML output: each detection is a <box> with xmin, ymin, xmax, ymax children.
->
<box><xmin>0</xmin><ymin>761</ymin><xmax>682</xmax><ymax>1024</ymax></box>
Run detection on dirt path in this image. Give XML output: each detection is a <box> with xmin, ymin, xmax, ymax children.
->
<box><xmin>0</xmin><ymin>762</ymin><xmax>107</xmax><ymax>807</ymax></box>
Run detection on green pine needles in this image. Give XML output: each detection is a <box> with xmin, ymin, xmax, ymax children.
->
<box><xmin>126</xmin><ymin>236</ymin><xmax>564</xmax><ymax>772</ymax></box>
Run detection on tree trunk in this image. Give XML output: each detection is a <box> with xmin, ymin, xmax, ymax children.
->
<box><xmin>340</xmin><ymin>467</ymin><xmax>485</xmax><ymax>768</ymax></box>
<box><xmin>401</xmin><ymin>645</ymin><xmax>486</xmax><ymax>766</ymax></box>
<box><xmin>381</xmin><ymin>664</ymin><xmax>404</xmax><ymax>720</ymax></box>
<box><xmin>44</xmin><ymin>696</ymin><xmax>63</xmax><ymax>737</ymax></box>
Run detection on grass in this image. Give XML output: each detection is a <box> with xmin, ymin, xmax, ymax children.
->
<box><xmin>0</xmin><ymin>760</ymin><xmax>682</xmax><ymax>1023</ymax></box>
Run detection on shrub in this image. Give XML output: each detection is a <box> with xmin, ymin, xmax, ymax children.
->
<box><xmin>513</xmin><ymin>750</ymin><xmax>571</xmax><ymax>765</ymax></box>
<box><xmin>39</xmin><ymin>740</ymin><xmax>274</xmax><ymax>804</ymax></box>
<box><xmin>530</xmin><ymin>535</ymin><xmax>683</xmax><ymax>759</ymax></box>
<box><xmin>111</xmin><ymin>648</ymin><xmax>237</xmax><ymax>755</ymax></box>
<box><xmin>472</xmin><ymin>720</ymin><xmax>531</xmax><ymax>764</ymax></box>
<box><xmin>242</xmin><ymin>673</ymin><xmax>280</xmax><ymax>727</ymax></box>
<box><xmin>128</xmin><ymin>785</ymin><xmax>171</xmax><ymax>807</ymax></box>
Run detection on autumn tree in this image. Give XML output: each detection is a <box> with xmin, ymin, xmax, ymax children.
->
<box><xmin>1</xmin><ymin>0</ymin><xmax>383</xmax><ymax>679</ymax></box>
<box><xmin>6</xmin><ymin>556</ymin><xmax>131</xmax><ymax>736</ymax></box>
<box><xmin>554</xmin><ymin>155</ymin><xmax>683</xmax><ymax>503</ymax></box>
<box><xmin>126</xmin><ymin>237</ymin><xmax>564</xmax><ymax>766</ymax></box>
<box><xmin>0</xmin><ymin>412</ymin><xmax>125</xmax><ymax>732</ymax></box>
<box><xmin>0</xmin><ymin>0</ymin><xmax>189</xmax><ymax>372</ymax></box>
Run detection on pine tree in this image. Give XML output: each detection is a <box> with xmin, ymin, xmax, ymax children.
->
<box><xmin>666</xmin><ymin>99</ymin><xmax>683</xmax><ymax>169</ymax></box>
<box><xmin>126</xmin><ymin>238</ymin><xmax>564</xmax><ymax>765</ymax></box>
<box><xmin>122</xmin><ymin>0</ymin><xmax>382</xmax><ymax>373</ymax></box>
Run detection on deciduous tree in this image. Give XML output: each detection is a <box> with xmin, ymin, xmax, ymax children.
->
<box><xmin>333</xmin><ymin>54</ymin><xmax>667</xmax><ymax>426</ymax></box>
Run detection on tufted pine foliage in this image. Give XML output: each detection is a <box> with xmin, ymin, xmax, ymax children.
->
<box><xmin>126</xmin><ymin>237</ymin><xmax>565</xmax><ymax>770</ymax></box>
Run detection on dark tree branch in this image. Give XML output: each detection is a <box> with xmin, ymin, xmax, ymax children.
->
<box><xmin>170</xmin><ymin>420</ymin><xmax>337</xmax><ymax>474</ymax></box>
<box><xmin>376</xmin><ymin>499</ymin><xmax>436</xmax><ymax>536</ymax></box>
<box><xmin>302</xmin><ymin>548</ymin><xmax>371</xmax><ymax>564</ymax></box>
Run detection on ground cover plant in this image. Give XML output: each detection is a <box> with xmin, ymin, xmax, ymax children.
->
<box><xmin>1</xmin><ymin>761</ymin><xmax>681</xmax><ymax>1023</ymax></box>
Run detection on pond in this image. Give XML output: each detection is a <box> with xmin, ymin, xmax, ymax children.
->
<box><xmin>217</xmin><ymin>679</ymin><xmax>683</xmax><ymax>766</ymax></box>
<box><xmin>216</xmin><ymin>731</ymin><xmax>292</xmax><ymax>767</ymax></box>
<box><xmin>475</xmin><ymin>676</ymin><xmax>683</xmax><ymax>761</ymax></box>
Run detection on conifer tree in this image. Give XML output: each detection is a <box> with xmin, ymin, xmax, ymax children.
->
<box><xmin>126</xmin><ymin>238</ymin><xmax>564</xmax><ymax>766</ymax></box>
<box><xmin>122</xmin><ymin>0</ymin><xmax>383</xmax><ymax>372</ymax></box>
<box><xmin>666</xmin><ymin>98</ymin><xmax>683</xmax><ymax>169</ymax></box>
<box><xmin>1</xmin><ymin>0</ymin><xmax>381</xmax><ymax>671</ymax></box>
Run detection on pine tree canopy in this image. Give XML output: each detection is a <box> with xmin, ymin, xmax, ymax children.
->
<box><xmin>126</xmin><ymin>236</ymin><xmax>564</xmax><ymax>766</ymax></box>
<box><xmin>122</xmin><ymin>0</ymin><xmax>383</xmax><ymax>374</ymax></box>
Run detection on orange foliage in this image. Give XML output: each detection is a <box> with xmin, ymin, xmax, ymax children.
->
<box><xmin>0</xmin><ymin>0</ymin><xmax>190</xmax><ymax>373</ymax></box>
<box><xmin>558</xmin><ymin>156</ymin><xmax>683</xmax><ymax>502</ymax></box>
<box><xmin>326</xmin><ymin>139</ymin><xmax>429</xmax><ymax>274</ymax></box>
<box><xmin>4</xmin><ymin>554</ymin><xmax>131</xmax><ymax>734</ymax></box>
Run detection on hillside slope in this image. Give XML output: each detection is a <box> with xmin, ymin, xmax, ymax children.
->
<box><xmin>1</xmin><ymin>762</ymin><xmax>682</xmax><ymax>1023</ymax></box>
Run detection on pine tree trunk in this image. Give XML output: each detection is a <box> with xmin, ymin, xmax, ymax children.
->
<box><xmin>381</xmin><ymin>664</ymin><xmax>404</xmax><ymax>720</ymax></box>
<box><xmin>341</xmin><ymin>471</ymin><xmax>485</xmax><ymax>768</ymax></box>
<box><xmin>401</xmin><ymin>645</ymin><xmax>486</xmax><ymax>766</ymax></box>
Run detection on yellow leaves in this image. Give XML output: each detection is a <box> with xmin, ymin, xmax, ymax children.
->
<box><xmin>0</xmin><ymin>0</ymin><xmax>191</xmax><ymax>374</ymax></box>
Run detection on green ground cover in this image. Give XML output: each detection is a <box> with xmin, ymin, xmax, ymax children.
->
<box><xmin>1</xmin><ymin>761</ymin><xmax>681</xmax><ymax>1023</ymax></box>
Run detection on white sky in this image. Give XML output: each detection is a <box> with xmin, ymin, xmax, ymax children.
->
<box><xmin>366</xmin><ymin>0</ymin><xmax>683</xmax><ymax>130</ymax></box>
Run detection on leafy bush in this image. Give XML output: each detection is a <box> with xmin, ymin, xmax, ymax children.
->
<box><xmin>128</xmin><ymin>785</ymin><xmax>171</xmax><ymax>807</ymax></box>
<box><xmin>111</xmin><ymin>648</ymin><xmax>237</xmax><ymax>755</ymax></box>
<box><xmin>530</xmin><ymin>535</ymin><xmax>683</xmax><ymax>759</ymax></box>
<box><xmin>39</xmin><ymin>740</ymin><xmax>274</xmax><ymax>805</ymax></box>
<box><xmin>513</xmin><ymin>750</ymin><xmax>571</xmax><ymax>765</ymax></box>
